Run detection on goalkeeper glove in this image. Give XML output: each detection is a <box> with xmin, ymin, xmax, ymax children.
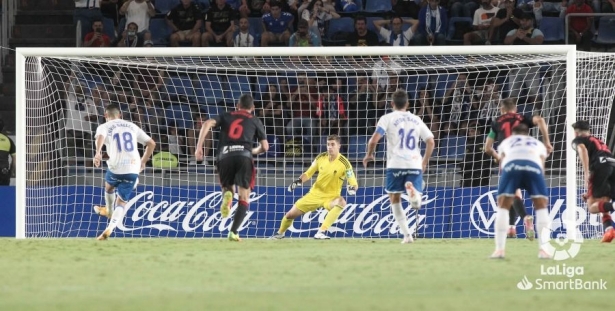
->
<box><xmin>288</xmin><ymin>178</ymin><xmax>302</xmax><ymax>192</ymax></box>
<box><xmin>347</xmin><ymin>185</ymin><xmax>357</xmax><ymax>196</ymax></box>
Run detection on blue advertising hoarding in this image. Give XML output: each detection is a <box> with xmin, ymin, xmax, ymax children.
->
<box><xmin>1</xmin><ymin>186</ymin><xmax>601</xmax><ymax>238</ymax></box>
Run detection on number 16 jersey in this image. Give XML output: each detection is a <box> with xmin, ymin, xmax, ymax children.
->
<box><xmin>95</xmin><ymin>119</ymin><xmax>152</xmax><ymax>175</ymax></box>
<box><xmin>375</xmin><ymin>110</ymin><xmax>434</xmax><ymax>169</ymax></box>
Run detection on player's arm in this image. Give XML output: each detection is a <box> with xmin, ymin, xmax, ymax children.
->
<box><xmin>140</xmin><ymin>137</ymin><xmax>157</xmax><ymax>172</ymax></box>
<box><xmin>93</xmin><ymin>127</ymin><xmax>106</xmax><ymax>168</ymax></box>
<box><xmin>287</xmin><ymin>159</ymin><xmax>318</xmax><ymax>192</ymax></box>
<box><xmin>576</xmin><ymin>143</ymin><xmax>591</xmax><ymax>188</ymax></box>
<box><xmin>484</xmin><ymin>130</ymin><xmax>499</xmax><ymax>162</ymax></box>
<box><xmin>419</xmin><ymin>121</ymin><xmax>435</xmax><ymax>172</ymax></box>
<box><xmin>532</xmin><ymin>115</ymin><xmax>553</xmax><ymax>154</ymax></box>
<box><xmin>363</xmin><ymin>120</ymin><xmax>386</xmax><ymax>168</ymax></box>
<box><xmin>195</xmin><ymin>119</ymin><xmax>217</xmax><ymax>161</ymax></box>
<box><xmin>345</xmin><ymin>162</ymin><xmax>359</xmax><ymax>195</ymax></box>
<box><xmin>252</xmin><ymin>118</ymin><xmax>269</xmax><ymax>155</ymax></box>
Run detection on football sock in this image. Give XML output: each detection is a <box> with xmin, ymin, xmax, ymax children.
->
<box><xmin>391</xmin><ymin>202</ymin><xmax>411</xmax><ymax>237</ymax></box>
<box><xmin>231</xmin><ymin>200</ymin><xmax>249</xmax><ymax>234</ymax></box>
<box><xmin>601</xmin><ymin>212</ymin><xmax>613</xmax><ymax>231</ymax></box>
<box><xmin>105</xmin><ymin>191</ymin><xmax>116</xmax><ymax>216</ymax></box>
<box><xmin>107</xmin><ymin>205</ymin><xmax>125</xmax><ymax>233</ymax></box>
<box><xmin>598</xmin><ymin>201</ymin><xmax>615</xmax><ymax>214</ymax></box>
<box><xmin>278</xmin><ymin>217</ymin><xmax>293</xmax><ymax>234</ymax></box>
<box><xmin>512</xmin><ymin>196</ymin><xmax>527</xmax><ymax>220</ymax></box>
<box><xmin>535</xmin><ymin>208</ymin><xmax>549</xmax><ymax>249</ymax></box>
<box><xmin>508</xmin><ymin>207</ymin><xmax>517</xmax><ymax>226</ymax></box>
<box><xmin>319</xmin><ymin>205</ymin><xmax>343</xmax><ymax>232</ymax></box>
<box><xmin>495</xmin><ymin>207</ymin><xmax>509</xmax><ymax>251</ymax></box>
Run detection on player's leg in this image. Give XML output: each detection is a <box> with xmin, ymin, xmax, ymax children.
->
<box><xmin>491</xmin><ymin>164</ymin><xmax>518</xmax><ymax>258</ymax></box>
<box><xmin>532</xmin><ymin>196</ymin><xmax>551</xmax><ymax>259</ymax></box>
<box><xmin>226</xmin><ymin>157</ymin><xmax>256</xmax><ymax>241</ymax></box>
<box><xmin>314</xmin><ymin>196</ymin><xmax>346</xmax><ymax>240</ymax></box>
<box><xmin>216</xmin><ymin>158</ymin><xmax>235</xmax><ymax>218</ymax></box>
<box><xmin>94</xmin><ymin>171</ymin><xmax>117</xmax><ymax>218</ymax></box>
<box><xmin>270</xmin><ymin>195</ymin><xmax>318</xmax><ymax>239</ymax></box>
<box><xmin>585</xmin><ymin>167</ymin><xmax>615</xmax><ymax>242</ymax></box>
<box><xmin>387</xmin><ymin>169</ymin><xmax>414</xmax><ymax>243</ymax></box>
<box><xmin>511</xmin><ymin>188</ymin><xmax>533</xmax><ymax>240</ymax></box>
<box><xmin>97</xmin><ymin>174</ymin><xmax>138</xmax><ymax>240</ymax></box>
<box><xmin>404</xmin><ymin>170</ymin><xmax>423</xmax><ymax>210</ymax></box>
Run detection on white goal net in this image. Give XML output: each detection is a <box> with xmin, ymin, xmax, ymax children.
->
<box><xmin>15</xmin><ymin>47</ymin><xmax>615</xmax><ymax>239</ymax></box>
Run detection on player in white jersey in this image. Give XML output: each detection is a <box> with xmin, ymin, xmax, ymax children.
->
<box><xmin>363</xmin><ymin>89</ymin><xmax>435</xmax><ymax>244</ymax></box>
<box><xmin>491</xmin><ymin>123</ymin><xmax>550</xmax><ymax>259</ymax></box>
<box><xmin>92</xmin><ymin>104</ymin><xmax>156</xmax><ymax>240</ymax></box>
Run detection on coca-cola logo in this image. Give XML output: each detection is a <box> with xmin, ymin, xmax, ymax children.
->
<box><xmin>117</xmin><ymin>190</ymin><xmax>437</xmax><ymax>236</ymax></box>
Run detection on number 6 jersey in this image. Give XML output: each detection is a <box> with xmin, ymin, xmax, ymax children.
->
<box><xmin>213</xmin><ymin>110</ymin><xmax>267</xmax><ymax>160</ymax></box>
<box><xmin>95</xmin><ymin>119</ymin><xmax>152</xmax><ymax>175</ymax></box>
<box><xmin>375</xmin><ymin>110</ymin><xmax>434</xmax><ymax>169</ymax></box>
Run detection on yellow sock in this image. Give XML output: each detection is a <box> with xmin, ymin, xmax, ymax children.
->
<box><xmin>320</xmin><ymin>205</ymin><xmax>343</xmax><ymax>231</ymax></box>
<box><xmin>278</xmin><ymin>217</ymin><xmax>293</xmax><ymax>234</ymax></box>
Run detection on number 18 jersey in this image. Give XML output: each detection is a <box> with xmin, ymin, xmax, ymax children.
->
<box><xmin>95</xmin><ymin>119</ymin><xmax>152</xmax><ymax>175</ymax></box>
<box><xmin>375</xmin><ymin>110</ymin><xmax>434</xmax><ymax>169</ymax></box>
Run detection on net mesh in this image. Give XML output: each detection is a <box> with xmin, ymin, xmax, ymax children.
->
<box><xmin>19</xmin><ymin>50</ymin><xmax>615</xmax><ymax>238</ymax></box>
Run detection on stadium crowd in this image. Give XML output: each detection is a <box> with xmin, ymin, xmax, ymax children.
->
<box><xmin>66</xmin><ymin>0</ymin><xmax>593</xmax><ymax>169</ymax></box>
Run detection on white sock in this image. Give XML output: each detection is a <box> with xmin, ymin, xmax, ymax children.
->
<box><xmin>106</xmin><ymin>205</ymin><xmax>125</xmax><ymax>233</ymax></box>
<box><xmin>535</xmin><ymin>208</ymin><xmax>549</xmax><ymax>249</ymax></box>
<box><xmin>105</xmin><ymin>191</ymin><xmax>116</xmax><ymax>216</ymax></box>
<box><xmin>495</xmin><ymin>207</ymin><xmax>510</xmax><ymax>251</ymax></box>
<box><xmin>392</xmin><ymin>203</ymin><xmax>411</xmax><ymax>237</ymax></box>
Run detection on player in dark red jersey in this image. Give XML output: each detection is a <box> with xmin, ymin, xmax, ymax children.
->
<box><xmin>572</xmin><ymin>120</ymin><xmax>615</xmax><ymax>243</ymax></box>
<box><xmin>484</xmin><ymin>98</ymin><xmax>553</xmax><ymax>240</ymax></box>
<box><xmin>195</xmin><ymin>94</ymin><xmax>269</xmax><ymax>241</ymax></box>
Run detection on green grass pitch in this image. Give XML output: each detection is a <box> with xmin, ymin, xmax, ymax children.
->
<box><xmin>0</xmin><ymin>238</ymin><xmax>611</xmax><ymax>311</ymax></box>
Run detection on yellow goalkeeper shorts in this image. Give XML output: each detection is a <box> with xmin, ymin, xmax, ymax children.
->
<box><xmin>294</xmin><ymin>192</ymin><xmax>339</xmax><ymax>213</ymax></box>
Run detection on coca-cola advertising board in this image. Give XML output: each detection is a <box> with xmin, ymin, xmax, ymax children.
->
<box><xmin>1</xmin><ymin>186</ymin><xmax>601</xmax><ymax>238</ymax></box>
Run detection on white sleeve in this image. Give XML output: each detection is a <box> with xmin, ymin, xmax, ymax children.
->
<box><xmin>379</xmin><ymin>27</ymin><xmax>391</xmax><ymax>41</ymax></box>
<box><xmin>375</xmin><ymin>115</ymin><xmax>388</xmax><ymax>134</ymax></box>
<box><xmin>95</xmin><ymin>124</ymin><xmax>106</xmax><ymax>139</ymax></box>
<box><xmin>418</xmin><ymin>120</ymin><xmax>434</xmax><ymax>140</ymax></box>
<box><xmin>403</xmin><ymin>27</ymin><xmax>414</xmax><ymax>40</ymax></box>
<box><xmin>134</xmin><ymin>125</ymin><xmax>152</xmax><ymax>144</ymax></box>
<box><xmin>498</xmin><ymin>138</ymin><xmax>508</xmax><ymax>155</ymax></box>
<box><xmin>473</xmin><ymin>9</ymin><xmax>481</xmax><ymax>26</ymax></box>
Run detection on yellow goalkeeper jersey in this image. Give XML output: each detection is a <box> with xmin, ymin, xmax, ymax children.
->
<box><xmin>304</xmin><ymin>152</ymin><xmax>358</xmax><ymax>196</ymax></box>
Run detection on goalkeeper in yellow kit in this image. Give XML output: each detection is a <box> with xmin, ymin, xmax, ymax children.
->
<box><xmin>270</xmin><ymin>134</ymin><xmax>359</xmax><ymax>240</ymax></box>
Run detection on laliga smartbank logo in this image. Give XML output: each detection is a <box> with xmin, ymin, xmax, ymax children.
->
<box><xmin>517</xmin><ymin>210</ymin><xmax>607</xmax><ymax>291</ymax></box>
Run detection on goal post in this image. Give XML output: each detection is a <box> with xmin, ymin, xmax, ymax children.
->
<box><xmin>16</xmin><ymin>45</ymin><xmax>608</xmax><ymax>239</ymax></box>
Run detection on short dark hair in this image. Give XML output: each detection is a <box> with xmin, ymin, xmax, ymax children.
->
<box><xmin>105</xmin><ymin>103</ymin><xmax>121</xmax><ymax>116</ymax></box>
<box><xmin>238</xmin><ymin>94</ymin><xmax>254</xmax><ymax>109</ymax></box>
<box><xmin>270</xmin><ymin>0</ymin><xmax>282</xmax><ymax>8</ymax></box>
<box><xmin>327</xmin><ymin>134</ymin><xmax>341</xmax><ymax>144</ymax></box>
<box><xmin>500</xmin><ymin>98</ymin><xmax>516</xmax><ymax>112</ymax></box>
<box><xmin>354</xmin><ymin>15</ymin><xmax>367</xmax><ymax>24</ymax></box>
<box><xmin>127</xmin><ymin>22</ymin><xmax>139</xmax><ymax>31</ymax></box>
<box><xmin>392</xmin><ymin>89</ymin><xmax>408</xmax><ymax>109</ymax></box>
<box><xmin>512</xmin><ymin>123</ymin><xmax>530</xmax><ymax>135</ymax></box>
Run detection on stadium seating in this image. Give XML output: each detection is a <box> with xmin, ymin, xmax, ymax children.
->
<box><xmin>165</xmin><ymin>105</ymin><xmax>194</xmax><ymax>129</ymax></box>
<box><xmin>366</xmin><ymin>16</ymin><xmax>383</xmax><ymax>34</ymax></box>
<box><xmin>439</xmin><ymin>135</ymin><xmax>466</xmax><ymax>158</ymax></box>
<box><xmin>446</xmin><ymin>17</ymin><xmax>472</xmax><ymax>44</ymax></box>
<box><xmin>434</xmin><ymin>74</ymin><xmax>457</xmax><ymax>100</ymax></box>
<box><xmin>347</xmin><ymin>135</ymin><xmax>370</xmax><ymax>159</ymax></box>
<box><xmin>165</xmin><ymin>76</ymin><xmax>195</xmax><ymax>98</ymax></box>
<box><xmin>540</xmin><ymin>17</ymin><xmax>565</xmax><ymax>43</ymax></box>
<box><xmin>150</xmin><ymin>18</ymin><xmax>172</xmax><ymax>46</ymax></box>
<box><xmin>155</xmin><ymin>0</ymin><xmax>179</xmax><ymax>14</ymax></box>
<box><xmin>593</xmin><ymin>17</ymin><xmax>615</xmax><ymax>50</ymax></box>
<box><xmin>226</xmin><ymin>76</ymin><xmax>252</xmax><ymax>103</ymax></box>
<box><xmin>405</xmin><ymin>75</ymin><xmax>429</xmax><ymax>100</ymax></box>
<box><xmin>102</xmin><ymin>17</ymin><xmax>116</xmax><ymax>41</ymax></box>
<box><xmin>364</xmin><ymin>0</ymin><xmax>392</xmax><ymax>13</ymax></box>
<box><xmin>327</xmin><ymin>17</ymin><xmax>355</xmax><ymax>40</ymax></box>
<box><xmin>195</xmin><ymin>75</ymin><xmax>224</xmax><ymax>106</ymax></box>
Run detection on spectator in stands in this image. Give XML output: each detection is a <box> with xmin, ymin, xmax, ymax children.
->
<box><xmin>373</xmin><ymin>17</ymin><xmax>418</xmax><ymax>46</ymax></box>
<box><xmin>133</xmin><ymin>68</ymin><xmax>165</xmax><ymax>103</ymax></box>
<box><xmin>392</xmin><ymin>0</ymin><xmax>421</xmax><ymax>19</ymax></box>
<box><xmin>119</xmin><ymin>0</ymin><xmax>155</xmax><ymax>43</ymax></box>
<box><xmin>416</xmin><ymin>0</ymin><xmax>448</xmax><ymax>45</ymax></box>
<box><xmin>90</xmin><ymin>85</ymin><xmax>109</xmax><ymax>123</ymax></box>
<box><xmin>259</xmin><ymin>84</ymin><xmax>288</xmax><ymax>137</ymax></box>
<box><xmin>487</xmin><ymin>0</ymin><xmax>522</xmax><ymax>44</ymax></box>
<box><xmin>302</xmin><ymin>0</ymin><xmax>340</xmax><ymax>38</ymax></box>
<box><xmin>116</xmin><ymin>22</ymin><xmax>153</xmax><ymax>47</ymax></box>
<box><xmin>226</xmin><ymin>0</ymin><xmax>251</xmax><ymax>18</ymax></box>
<box><xmin>464</xmin><ymin>0</ymin><xmax>500</xmax><ymax>45</ymax></box>
<box><xmin>338</xmin><ymin>0</ymin><xmax>359</xmax><ymax>12</ymax></box>
<box><xmin>504</xmin><ymin>12</ymin><xmax>544</xmax><ymax>44</ymax></box>
<box><xmin>346</xmin><ymin>15</ymin><xmax>381</xmax><ymax>46</ymax></box>
<box><xmin>316</xmin><ymin>79</ymin><xmax>347</xmax><ymax>135</ymax></box>
<box><xmin>601</xmin><ymin>0</ymin><xmax>615</xmax><ymax>13</ymax></box>
<box><xmin>376</xmin><ymin>75</ymin><xmax>399</xmax><ymax>117</ymax></box>
<box><xmin>286</xmin><ymin>76</ymin><xmax>318</xmax><ymax>152</ymax></box>
<box><xmin>527</xmin><ymin>0</ymin><xmax>566</xmax><ymax>27</ymax></box>
<box><xmin>289</xmin><ymin>19</ymin><xmax>322</xmax><ymax>46</ymax></box>
<box><xmin>261</xmin><ymin>1</ymin><xmax>295</xmax><ymax>46</ymax></box>
<box><xmin>442</xmin><ymin>73</ymin><xmax>471</xmax><ymax>126</ymax></box>
<box><xmin>566</xmin><ymin>0</ymin><xmax>593</xmax><ymax>51</ymax></box>
<box><xmin>450</xmin><ymin>0</ymin><xmax>479</xmax><ymax>18</ymax></box>
<box><xmin>83</xmin><ymin>18</ymin><xmax>112</xmax><ymax>47</ymax></box>
<box><xmin>202</xmin><ymin>0</ymin><xmax>237</xmax><ymax>47</ymax></box>
<box><xmin>250</xmin><ymin>0</ymin><xmax>273</xmax><ymax>14</ymax></box>
<box><xmin>233</xmin><ymin>17</ymin><xmax>257</xmax><ymax>47</ymax></box>
<box><xmin>166</xmin><ymin>0</ymin><xmax>203</xmax><ymax>47</ymax></box>
<box><xmin>347</xmin><ymin>74</ymin><xmax>379</xmax><ymax>136</ymax></box>
<box><xmin>412</xmin><ymin>87</ymin><xmax>440</xmax><ymax>141</ymax></box>
<box><xmin>459</xmin><ymin>122</ymin><xmax>492</xmax><ymax>187</ymax></box>
<box><xmin>372</xmin><ymin>56</ymin><xmax>403</xmax><ymax>91</ymax></box>
<box><xmin>474</xmin><ymin>78</ymin><xmax>501</xmax><ymax>124</ymax></box>
<box><xmin>74</xmin><ymin>0</ymin><xmax>103</xmax><ymax>39</ymax></box>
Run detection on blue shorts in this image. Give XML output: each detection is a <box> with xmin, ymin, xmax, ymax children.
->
<box><xmin>385</xmin><ymin>169</ymin><xmax>423</xmax><ymax>193</ymax></box>
<box><xmin>105</xmin><ymin>171</ymin><xmax>139</xmax><ymax>202</ymax></box>
<box><xmin>497</xmin><ymin>160</ymin><xmax>548</xmax><ymax>198</ymax></box>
